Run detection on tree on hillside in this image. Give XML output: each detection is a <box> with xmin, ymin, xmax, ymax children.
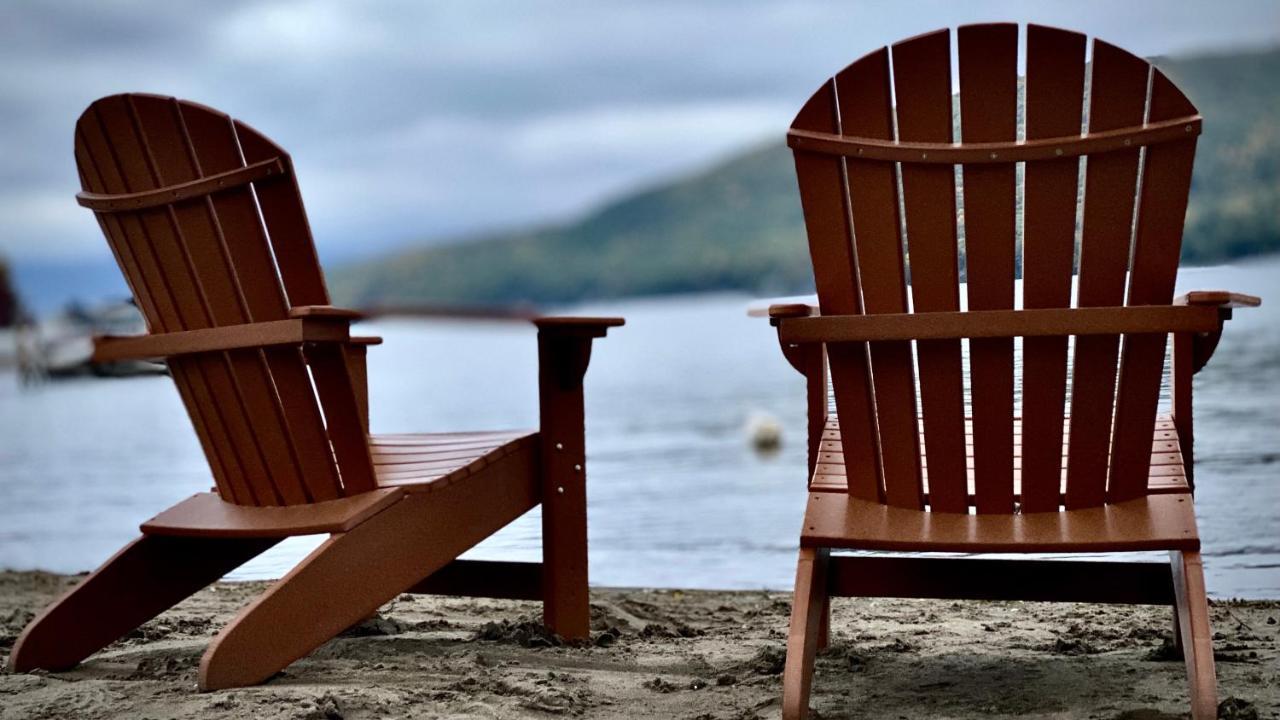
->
<box><xmin>0</xmin><ymin>258</ymin><xmax>21</xmax><ymax>327</ymax></box>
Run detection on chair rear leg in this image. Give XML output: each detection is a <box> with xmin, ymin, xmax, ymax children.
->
<box><xmin>817</xmin><ymin>596</ymin><xmax>831</xmax><ymax>650</ymax></box>
<box><xmin>783</xmin><ymin>547</ymin><xmax>830</xmax><ymax>720</ymax></box>
<box><xmin>1171</xmin><ymin>550</ymin><xmax>1217</xmax><ymax>720</ymax></box>
<box><xmin>8</xmin><ymin>535</ymin><xmax>275</xmax><ymax>673</ymax></box>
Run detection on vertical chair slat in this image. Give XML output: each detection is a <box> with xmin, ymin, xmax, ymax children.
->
<box><xmin>957</xmin><ymin>23</ymin><xmax>1018</xmax><ymax>514</ymax></box>
<box><xmin>1108</xmin><ymin>72</ymin><xmax>1199</xmax><ymax>502</ymax></box>
<box><xmin>1019</xmin><ymin>25</ymin><xmax>1087</xmax><ymax>512</ymax></box>
<box><xmin>791</xmin><ymin>80</ymin><xmax>882</xmax><ymax>502</ymax></box>
<box><xmin>890</xmin><ymin>29</ymin><xmax>967</xmax><ymax>513</ymax></box>
<box><xmin>836</xmin><ymin>49</ymin><xmax>923</xmax><ymax>510</ymax></box>
<box><xmin>1064</xmin><ymin>41</ymin><xmax>1150</xmax><ymax>508</ymax></box>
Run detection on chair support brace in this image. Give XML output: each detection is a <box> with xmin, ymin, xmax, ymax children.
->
<box><xmin>776</xmin><ymin>305</ymin><xmax>1221</xmax><ymax>343</ymax></box>
<box><xmin>788</xmin><ymin>114</ymin><xmax>1201</xmax><ymax>164</ymax></box>
<box><xmin>76</xmin><ymin>157</ymin><xmax>287</xmax><ymax>212</ymax></box>
<box><xmin>827</xmin><ymin>556</ymin><xmax>1175</xmax><ymax>605</ymax></box>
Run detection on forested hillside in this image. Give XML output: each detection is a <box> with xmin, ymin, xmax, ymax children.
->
<box><xmin>331</xmin><ymin>47</ymin><xmax>1280</xmax><ymax>307</ymax></box>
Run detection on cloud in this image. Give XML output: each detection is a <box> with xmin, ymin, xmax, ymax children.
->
<box><xmin>1</xmin><ymin>0</ymin><xmax>1277</xmax><ymax>263</ymax></box>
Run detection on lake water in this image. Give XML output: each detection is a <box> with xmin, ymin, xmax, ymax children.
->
<box><xmin>1</xmin><ymin>259</ymin><xmax>1277</xmax><ymax>598</ymax></box>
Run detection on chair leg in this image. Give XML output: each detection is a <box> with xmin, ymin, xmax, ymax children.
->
<box><xmin>537</xmin><ymin>334</ymin><xmax>594</xmax><ymax>642</ymax></box>
<box><xmin>782</xmin><ymin>547</ymin><xmax>830</xmax><ymax>720</ymax></box>
<box><xmin>540</xmin><ymin>486</ymin><xmax>589</xmax><ymax>640</ymax></box>
<box><xmin>200</xmin><ymin>468</ymin><xmax>538</xmax><ymax>690</ymax></box>
<box><xmin>1171</xmin><ymin>550</ymin><xmax>1217</xmax><ymax>720</ymax></box>
<box><xmin>539</xmin><ymin>425</ymin><xmax>590</xmax><ymax>641</ymax></box>
<box><xmin>817</xmin><ymin>595</ymin><xmax>831</xmax><ymax>650</ymax></box>
<box><xmin>8</xmin><ymin>535</ymin><xmax>275</xmax><ymax>673</ymax></box>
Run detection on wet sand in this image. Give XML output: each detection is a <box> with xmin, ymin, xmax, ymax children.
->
<box><xmin>0</xmin><ymin>571</ymin><xmax>1275</xmax><ymax>719</ymax></box>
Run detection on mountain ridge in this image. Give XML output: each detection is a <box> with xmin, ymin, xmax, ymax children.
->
<box><xmin>306</xmin><ymin>46</ymin><xmax>1280</xmax><ymax>306</ymax></box>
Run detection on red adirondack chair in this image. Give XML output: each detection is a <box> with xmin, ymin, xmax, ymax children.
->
<box><xmin>8</xmin><ymin>93</ymin><xmax>622</xmax><ymax>690</ymax></box>
<box><xmin>768</xmin><ymin>24</ymin><xmax>1260</xmax><ymax>719</ymax></box>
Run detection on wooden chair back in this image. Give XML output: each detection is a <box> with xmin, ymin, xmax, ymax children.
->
<box><xmin>789</xmin><ymin>24</ymin><xmax>1200</xmax><ymax>513</ymax></box>
<box><xmin>75</xmin><ymin>94</ymin><xmax>376</xmax><ymax>506</ymax></box>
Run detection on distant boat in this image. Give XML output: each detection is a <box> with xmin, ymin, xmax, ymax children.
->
<box><xmin>16</xmin><ymin>300</ymin><xmax>167</xmax><ymax>379</ymax></box>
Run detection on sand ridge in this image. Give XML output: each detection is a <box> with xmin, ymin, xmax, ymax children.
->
<box><xmin>0</xmin><ymin>571</ymin><xmax>1275</xmax><ymax>719</ymax></box>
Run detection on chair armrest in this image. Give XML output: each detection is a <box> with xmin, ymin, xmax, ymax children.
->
<box><xmin>289</xmin><ymin>305</ymin><xmax>365</xmax><ymax>320</ymax></box>
<box><xmin>534</xmin><ymin>317</ymin><xmax>623</xmax><ymax>393</ymax></box>
<box><xmin>746</xmin><ymin>295</ymin><xmax>819</xmax><ymax>318</ymax></box>
<box><xmin>533</xmin><ymin>316</ymin><xmax>625</xmax><ymax>339</ymax></box>
<box><xmin>768</xmin><ymin>303</ymin><xmax>818</xmax><ymax>323</ymax></box>
<box><xmin>1174</xmin><ymin>290</ymin><xmax>1261</xmax><ymax>309</ymax></box>
<box><xmin>1168</xmin><ymin>290</ymin><xmax>1259</xmax><ymax>377</ymax></box>
<box><xmin>92</xmin><ymin>317</ymin><xmax>352</xmax><ymax>363</ymax></box>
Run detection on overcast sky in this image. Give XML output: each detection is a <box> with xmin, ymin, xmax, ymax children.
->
<box><xmin>3</xmin><ymin>0</ymin><xmax>1278</xmax><ymax>267</ymax></box>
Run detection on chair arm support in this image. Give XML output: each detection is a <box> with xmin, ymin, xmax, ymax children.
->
<box><xmin>92</xmin><ymin>316</ymin><xmax>352</xmax><ymax>363</ymax></box>
<box><xmin>534</xmin><ymin>318</ymin><xmax>622</xmax><ymax>392</ymax></box>
<box><xmin>533</xmin><ymin>316</ymin><xmax>624</xmax><ymax>339</ymax></box>
<box><xmin>774</xmin><ymin>325</ymin><xmax>829</xmax><ymax>477</ymax></box>
<box><xmin>1172</xmin><ymin>289</ymin><xmax>1261</xmax><ymax>374</ymax></box>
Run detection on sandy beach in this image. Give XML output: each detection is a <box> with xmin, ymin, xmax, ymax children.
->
<box><xmin>0</xmin><ymin>572</ymin><xmax>1274</xmax><ymax>719</ymax></box>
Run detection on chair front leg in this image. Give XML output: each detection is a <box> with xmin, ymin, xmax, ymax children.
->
<box><xmin>783</xmin><ymin>546</ymin><xmax>831</xmax><ymax>720</ymax></box>
<box><xmin>534</xmin><ymin>318</ymin><xmax>622</xmax><ymax>641</ymax></box>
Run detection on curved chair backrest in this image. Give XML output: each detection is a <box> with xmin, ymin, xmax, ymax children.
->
<box><xmin>75</xmin><ymin>93</ymin><xmax>375</xmax><ymax>506</ymax></box>
<box><xmin>790</xmin><ymin>24</ymin><xmax>1200</xmax><ymax>514</ymax></box>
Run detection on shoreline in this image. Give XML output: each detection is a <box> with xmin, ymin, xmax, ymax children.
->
<box><xmin>1</xmin><ymin>571</ymin><xmax>1275</xmax><ymax>719</ymax></box>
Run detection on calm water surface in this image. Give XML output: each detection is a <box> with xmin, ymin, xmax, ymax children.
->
<box><xmin>1</xmin><ymin>259</ymin><xmax>1277</xmax><ymax>597</ymax></box>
